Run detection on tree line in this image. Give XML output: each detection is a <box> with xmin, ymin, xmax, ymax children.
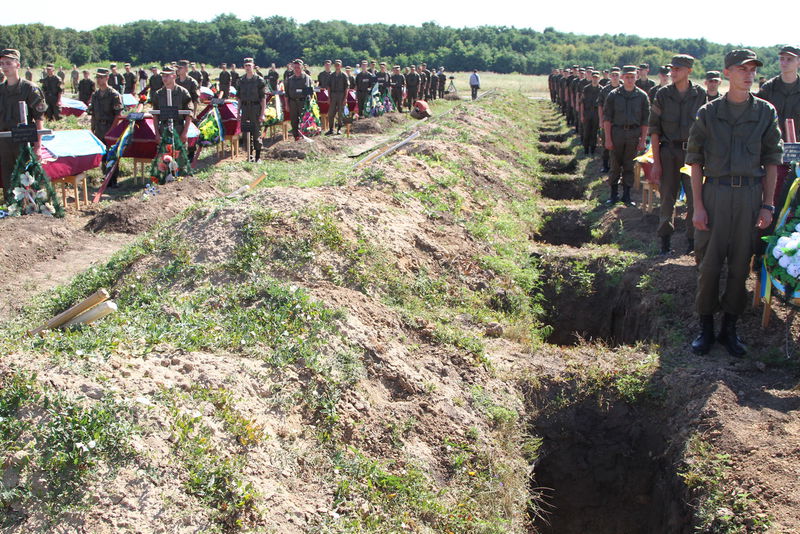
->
<box><xmin>0</xmin><ymin>15</ymin><xmax>786</xmax><ymax>77</ymax></box>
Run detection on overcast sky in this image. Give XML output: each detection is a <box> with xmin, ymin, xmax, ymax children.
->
<box><xmin>5</xmin><ymin>0</ymin><xmax>791</xmax><ymax>49</ymax></box>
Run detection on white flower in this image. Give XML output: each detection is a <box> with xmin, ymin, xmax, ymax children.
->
<box><xmin>777</xmin><ymin>236</ymin><xmax>790</xmax><ymax>248</ymax></box>
<box><xmin>8</xmin><ymin>205</ymin><xmax>19</xmax><ymax>216</ymax></box>
<box><xmin>788</xmin><ymin>263</ymin><xmax>800</xmax><ymax>279</ymax></box>
<box><xmin>12</xmin><ymin>187</ymin><xmax>26</xmax><ymax>201</ymax></box>
<box><xmin>773</xmin><ymin>246</ymin><xmax>784</xmax><ymax>259</ymax></box>
<box><xmin>20</xmin><ymin>172</ymin><xmax>34</xmax><ymax>187</ymax></box>
<box><xmin>779</xmin><ymin>255</ymin><xmax>792</xmax><ymax>268</ymax></box>
<box><xmin>36</xmin><ymin>188</ymin><xmax>48</xmax><ymax>201</ymax></box>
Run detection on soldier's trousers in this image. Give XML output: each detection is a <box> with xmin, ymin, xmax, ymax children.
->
<box><xmin>609</xmin><ymin>127</ymin><xmax>639</xmax><ymax>188</ymax></box>
<box><xmin>657</xmin><ymin>144</ymin><xmax>693</xmax><ymax>240</ymax></box>
<box><xmin>290</xmin><ymin>99</ymin><xmax>303</xmax><ymax>138</ymax></box>
<box><xmin>328</xmin><ymin>92</ymin><xmax>345</xmax><ymax>129</ymax></box>
<box><xmin>241</xmin><ymin>106</ymin><xmax>262</xmax><ymax>153</ymax></box>
<box><xmin>45</xmin><ymin>95</ymin><xmax>61</xmax><ymax>120</ymax></box>
<box><xmin>695</xmin><ymin>180</ymin><xmax>762</xmax><ymax>316</ymax></box>
<box><xmin>392</xmin><ymin>89</ymin><xmax>404</xmax><ymax>111</ymax></box>
<box><xmin>582</xmin><ymin>113</ymin><xmax>598</xmax><ymax>152</ymax></box>
<box><xmin>0</xmin><ymin>139</ymin><xmax>20</xmax><ymax>202</ymax></box>
<box><xmin>406</xmin><ymin>86</ymin><xmax>418</xmax><ymax>109</ymax></box>
<box><xmin>357</xmin><ymin>90</ymin><xmax>368</xmax><ymax>114</ymax></box>
<box><xmin>438</xmin><ymin>87</ymin><xmax>444</xmax><ymax>99</ymax></box>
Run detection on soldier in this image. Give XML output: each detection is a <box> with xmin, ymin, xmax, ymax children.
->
<box><xmin>548</xmin><ymin>68</ymin><xmax>558</xmax><ymax>102</ymax></box>
<box><xmin>326</xmin><ymin>60</ymin><xmax>349</xmax><ymax>135</ymax></box>
<box><xmin>77</xmin><ymin>69</ymin><xmax>94</xmax><ymax>104</ymax></box>
<box><xmin>344</xmin><ymin>66</ymin><xmax>356</xmax><ymax>92</ymax></box>
<box><xmin>150</xmin><ymin>66</ymin><xmax>193</xmax><ymax>145</ymax></box>
<box><xmin>0</xmin><ymin>49</ymin><xmax>46</xmax><ymax>201</ymax></box>
<box><xmin>562</xmin><ymin>66</ymin><xmax>578</xmax><ymax>124</ymax></box>
<box><xmin>145</xmin><ymin>65</ymin><xmax>162</xmax><ymax>99</ymax></box>
<box><xmin>420</xmin><ymin>63</ymin><xmax>431</xmax><ymax>99</ymax></box>
<box><xmin>405</xmin><ymin>65</ymin><xmax>421</xmax><ymax>110</ymax></box>
<box><xmin>356</xmin><ymin>60</ymin><xmax>374</xmax><ymax>114</ymax></box>
<box><xmin>603</xmin><ymin>65</ymin><xmax>649</xmax><ymax>205</ymax></box>
<box><xmin>229</xmin><ymin>63</ymin><xmax>240</xmax><ymax>90</ymax></box>
<box><xmin>70</xmin><ymin>64</ymin><xmax>79</xmax><ymax>93</ymax></box>
<box><xmin>237</xmin><ymin>57</ymin><xmax>267</xmax><ymax>161</ymax></box>
<box><xmin>438</xmin><ymin>67</ymin><xmax>446</xmax><ymax>99</ymax></box>
<box><xmin>218</xmin><ymin>63</ymin><xmax>231</xmax><ymax>98</ymax></box>
<box><xmin>369</xmin><ymin>60</ymin><xmax>377</xmax><ymax>75</ymax></box>
<box><xmin>123</xmin><ymin>63</ymin><xmax>136</xmax><ymax>94</ymax></box>
<box><xmin>138</xmin><ymin>67</ymin><xmax>148</xmax><ymax>92</ymax></box>
<box><xmin>429</xmin><ymin>67</ymin><xmax>439</xmax><ymax>101</ymax></box>
<box><xmin>390</xmin><ymin>65</ymin><xmax>405</xmax><ymax>112</ymax></box>
<box><xmin>687</xmin><ymin>49</ymin><xmax>782</xmax><ymax>357</ymax></box>
<box><xmin>57</xmin><ymin>66</ymin><xmax>65</xmax><ymax>84</ymax></box>
<box><xmin>469</xmin><ymin>69</ymin><xmax>480</xmax><ymax>100</ymax></box>
<box><xmin>188</xmin><ymin>63</ymin><xmax>201</xmax><ymax>86</ymax></box>
<box><xmin>581</xmin><ymin>71</ymin><xmax>602</xmax><ymax>156</ymax></box>
<box><xmin>267</xmin><ymin>63</ymin><xmax>280</xmax><ymax>91</ymax></box>
<box><xmin>24</xmin><ymin>66</ymin><xmax>32</xmax><ymax>81</ymax></box>
<box><xmin>648</xmin><ymin>65</ymin><xmax>670</xmax><ymax>102</ymax></box>
<box><xmin>285</xmin><ymin>59</ymin><xmax>313</xmax><ymax>140</ymax></box>
<box><xmin>283</xmin><ymin>62</ymin><xmax>293</xmax><ymax>86</ymax></box>
<box><xmin>704</xmin><ymin>71</ymin><xmax>723</xmax><ymax>102</ymax></box>
<box><xmin>108</xmin><ymin>63</ymin><xmax>123</xmax><ymax>93</ymax></box>
<box><xmin>649</xmin><ymin>54</ymin><xmax>707</xmax><ymax>255</ymax></box>
<box><xmin>200</xmin><ymin>64</ymin><xmax>210</xmax><ymax>87</ymax></box>
<box><xmin>41</xmin><ymin>64</ymin><xmax>62</xmax><ymax>121</ymax></box>
<box><xmin>574</xmin><ymin>68</ymin><xmax>592</xmax><ymax>137</ymax></box>
<box><xmin>597</xmin><ymin>67</ymin><xmax>621</xmax><ymax>172</ymax></box>
<box><xmin>635</xmin><ymin>63</ymin><xmax>655</xmax><ymax>95</ymax></box>
<box><xmin>375</xmin><ymin>62</ymin><xmax>390</xmax><ymax>94</ymax></box>
<box><xmin>88</xmin><ymin>67</ymin><xmax>124</xmax><ymax>187</ymax></box>
<box><xmin>600</xmin><ymin>69</ymin><xmax>610</xmax><ymax>86</ymax></box>
<box><xmin>317</xmin><ymin>60</ymin><xmax>332</xmax><ymax>89</ymax></box>
<box><xmin>175</xmin><ymin>60</ymin><xmax>199</xmax><ymax>112</ymax></box>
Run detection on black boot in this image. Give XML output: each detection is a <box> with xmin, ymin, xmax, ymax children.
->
<box><xmin>621</xmin><ymin>185</ymin><xmax>635</xmax><ymax>206</ymax></box>
<box><xmin>660</xmin><ymin>235</ymin><xmax>671</xmax><ymax>254</ymax></box>
<box><xmin>691</xmin><ymin>315</ymin><xmax>715</xmax><ymax>355</ymax></box>
<box><xmin>606</xmin><ymin>184</ymin><xmax>619</xmax><ymax>204</ymax></box>
<box><xmin>718</xmin><ymin>313</ymin><xmax>746</xmax><ymax>357</ymax></box>
<box><xmin>686</xmin><ymin>238</ymin><xmax>695</xmax><ymax>255</ymax></box>
<box><xmin>254</xmin><ymin>148</ymin><xmax>261</xmax><ymax>163</ymax></box>
<box><xmin>602</xmin><ymin>156</ymin><xmax>610</xmax><ymax>173</ymax></box>
<box><xmin>325</xmin><ymin>129</ymin><xmax>334</xmax><ymax>136</ymax></box>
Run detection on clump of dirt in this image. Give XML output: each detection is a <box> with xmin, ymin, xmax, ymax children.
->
<box><xmin>536</xmin><ymin>207</ymin><xmax>592</xmax><ymax>246</ymax></box>
<box><xmin>541</xmin><ymin>176</ymin><xmax>585</xmax><ymax>200</ymax></box>
<box><xmin>351</xmin><ymin>117</ymin><xmax>384</xmax><ymax>134</ymax></box>
<box><xmin>86</xmin><ymin>177</ymin><xmax>221</xmax><ymax>234</ymax></box>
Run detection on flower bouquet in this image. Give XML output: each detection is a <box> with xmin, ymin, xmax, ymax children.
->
<box><xmin>300</xmin><ymin>95</ymin><xmax>321</xmax><ymax>137</ymax></box>
<box><xmin>6</xmin><ymin>143</ymin><xmax>64</xmax><ymax>218</ymax></box>
<box><xmin>149</xmin><ymin>126</ymin><xmax>192</xmax><ymax>185</ymax></box>
<box><xmin>197</xmin><ymin>105</ymin><xmax>223</xmax><ymax>147</ymax></box>
<box><xmin>264</xmin><ymin>94</ymin><xmax>283</xmax><ymax>127</ymax></box>
<box><xmin>762</xmin><ymin>166</ymin><xmax>800</xmax><ymax>303</ymax></box>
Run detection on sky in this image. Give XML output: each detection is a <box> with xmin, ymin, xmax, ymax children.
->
<box><xmin>4</xmin><ymin>0</ymin><xmax>792</xmax><ymax>49</ymax></box>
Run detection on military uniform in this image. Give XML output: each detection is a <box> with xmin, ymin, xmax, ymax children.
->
<box><xmin>635</xmin><ymin>63</ymin><xmax>655</xmax><ymax>96</ymax></box>
<box><xmin>597</xmin><ymin>73</ymin><xmax>621</xmax><ymax>172</ymax></box>
<box><xmin>437</xmin><ymin>69</ymin><xmax>446</xmax><ymax>99</ymax></box>
<box><xmin>356</xmin><ymin>66</ymin><xmax>374</xmax><ymax>114</ymax></box>
<box><xmin>420</xmin><ymin>65</ymin><xmax>431</xmax><ymax>99</ymax></box>
<box><xmin>78</xmin><ymin>76</ymin><xmax>95</xmax><ymax>104</ymax></box>
<box><xmin>405</xmin><ymin>69</ymin><xmax>420</xmax><ymax>110</ymax></box>
<box><xmin>151</xmin><ymin>85</ymin><xmax>193</xmax><ymax>137</ymax></box>
<box><xmin>123</xmin><ymin>70</ymin><xmax>136</xmax><ymax>94</ymax></box>
<box><xmin>390</xmin><ymin>69</ymin><xmax>405</xmax><ymax>111</ymax></box>
<box><xmin>201</xmin><ymin>67</ymin><xmax>210</xmax><ymax>87</ymax></box>
<box><xmin>88</xmin><ymin>71</ymin><xmax>124</xmax><ymax>186</ymax></box>
<box><xmin>345</xmin><ymin>70</ymin><xmax>356</xmax><ymax>92</ymax></box>
<box><xmin>267</xmin><ymin>69</ymin><xmax>279</xmax><ymax>91</ymax></box>
<box><xmin>108</xmin><ymin>69</ymin><xmax>123</xmax><ymax>93</ymax></box>
<box><xmin>41</xmin><ymin>71</ymin><xmax>63</xmax><ymax>120</ymax></box>
<box><xmin>188</xmin><ymin>68</ymin><xmax>202</xmax><ymax>86</ymax></box>
<box><xmin>70</xmin><ymin>68</ymin><xmax>79</xmax><ymax>92</ymax></box>
<box><xmin>375</xmin><ymin>68</ymin><xmax>390</xmax><ymax>94</ymax></box>
<box><xmin>581</xmin><ymin>75</ymin><xmax>602</xmax><ymax>155</ymax></box>
<box><xmin>237</xmin><ymin>67</ymin><xmax>267</xmax><ymax>159</ymax></box>
<box><xmin>146</xmin><ymin>71</ymin><xmax>163</xmax><ymax>98</ymax></box>
<box><xmin>429</xmin><ymin>71</ymin><xmax>439</xmax><ymax>101</ymax></box>
<box><xmin>318</xmin><ymin>64</ymin><xmax>332</xmax><ymax>89</ymax></box>
<box><xmin>176</xmin><ymin>74</ymin><xmax>199</xmax><ymax>112</ymax></box>
<box><xmin>24</xmin><ymin>68</ymin><xmax>32</xmax><ymax>81</ymax></box>
<box><xmin>649</xmin><ymin>55</ymin><xmax>707</xmax><ymax>252</ymax></box>
<box><xmin>0</xmin><ymin>57</ymin><xmax>46</xmax><ymax>200</ymax></box>
<box><xmin>326</xmin><ymin>64</ymin><xmax>349</xmax><ymax>134</ymax></box>
<box><xmin>230</xmin><ymin>69</ymin><xmax>240</xmax><ymax>91</ymax></box>
<box><xmin>285</xmin><ymin>67</ymin><xmax>313</xmax><ymax>138</ymax></box>
<box><xmin>219</xmin><ymin>67</ymin><xmax>231</xmax><ymax>98</ymax></box>
<box><xmin>603</xmin><ymin>68</ymin><xmax>650</xmax><ymax>203</ymax></box>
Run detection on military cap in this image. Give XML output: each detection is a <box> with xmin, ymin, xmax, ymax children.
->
<box><xmin>0</xmin><ymin>49</ymin><xmax>20</xmax><ymax>61</ymax></box>
<box><xmin>150</xmin><ymin>65</ymin><xmax>158</xmax><ymax>69</ymax></box>
<box><xmin>220</xmin><ymin>63</ymin><xmax>227</xmax><ymax>67</ymax></box>
<box><xmin>160</xmin><ymin>66</ymin><xmax>176</xmax><ymax>75</ymax></box>
<box><xmin>779</xmin><ymin>45</ymin><xmax>800</xmax><ymax>57</ymax></box>
<box><xmin>334</xmin><ymin>59</ymin><xmax>342</xmax><ymax>65</ymax></box>
<box><xmin>638</xmin><ymin>63</ymin><xmax>649</xmax><ymax>69</ymax></box>
<box><xmin>724</xmin><ymin>49</ymin><xmax>762</xmax><ymax>68</ymax></box>
<box><xmin>110</xmin><ymin>63</ymin><xmax>116</xmax><ymax>68</ymax></box>
<box><xmin>410</xmin><ymin>64</ymin><xmax>416</xmax><ymax>68</ymax></box>
<box><xmin>292</xmin><ymin>58</ymin><xmax>304</xmax><ymax>65</ymax></box>
<box><xmin>177</xmin><ymin>60</ymin><xmax>190</xmax><ymax>67</ymax></box>
<box><xmin>345</xmin><ymin>66</ymin><xmax>352</xmax><ymax>70</ymax></box>
<box><xmin>705</xmin><ymin>70</ymin><xmax>722</xmax><ymax>81</ymax></box>
<box><xmin>46</xmin><ymin>63</ymin><xmax>54</xmax><ymax>68</ymax></box>
<box><xmin>323</xmin><ymin>59</ymin><xmax>332</xmax><ymax>64</ymax></box>
<box><xmin>586</xmin><ymin>66</ymin><xmax>594</xmax><ymax>70</ymax></box>
<box><xmin>622</xmin><ymin>65</ymin><xmax>638</xmax><ymax>74</ymax></box>
<box><xmin>668</xmin><ymin>54</ymin><xmax>695</xmax><ymax>69</ymax></box>
<box><xmin>610</xmin><ymin>67</ymin><xmax>621</xmax><ymax>73</ymax></box>
<box><xmin>591</xmin><ymin>71</ymin><xmax>600</xmax><ymax>77</ymax></box>
<box><xmin>379</xmin><ymin>62</ymin><xmax>386</xmax><ymax>66</ymax></box>
<box><xmin>657</xmin><ymin>65</ymin><xmax>670</xmax><ymax>75</ymax></box>
<box><xmin>579</xmin><ymin>68</ymin><xmax>586</xmax><ymax>72</ymax></box>
<box><xmin>393</xmin><ymin>65</ymin><xmax>401</xmax><ymax>69</ymax></box>
<box><xmin>124</xmin><ymin>62</ymin><xmax>131</xmax><ymax>67</ymax></box>
<box><xmin>243</xmin><ymin>57</ymin><xmax>254</xmax><ymax>65</ymax></box>
<box><xmin>95</xmin><ymin>67</ymin><xmax>110</xmax><ymax>76</ymax></box>
<box><xmin>572</xmin><ymin>64</ymin><xmax>579</xmax><ymax>69</ymax></box>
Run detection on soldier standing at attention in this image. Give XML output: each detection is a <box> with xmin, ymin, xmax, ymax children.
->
<box><xmin>175</xmin><ymin>60</ymin><xmax>199</xmax><ymax>112</ymax></box>
<box><xmin>285</xmin><ymin>59</ymin><xmax>313</xmax><ymax>140</ymax></box>
<box><xmin>123</xmin><ymin>63</ymin><xmax>136</xmax><ymax>94</ymax></box>
<box><xmin>57</xmin><ymin>66</ymin><xmax>66</xmax><ymax>85</ymax></box>
<box><xmin>317</xmin><ymin>60</ymin><xmax>332</xmax><ymax>89</ymax></box>
<box><xmin>469</xmin><ymin>69</ymin><xmax>480</xmax><ymax>100</ymax></box>
<box><xmin>108</xmin><ymin>64</ymin><xmax>123</xmax><ymax>93</ymax></box>
<box><xmin>603</xmin><ymin>65</ymin><xmax>649</xmax><ymax>205</ymax></box>
<box><xmin>648</xmin><ymin>65</ymin><xmax>670</xmax><ymax>102</ymax></box>
<box><xmin>326</xmin><ymin>60</ymin><xmax>349</xmax><ymax>136</ymax></box>
<box><xmin>649</xmin><ymin>54</ymin><xmax>707</xmax><ymax>255</ymax></box>
<box><xmin>151</xmin><ymin>66</ymin><xmax>193</xmax><ymax>147</ymax></box>
<box><xmin>704</xmin><ymin>71</ymin><xmax>723</xmax><ymax>102</ymax></box>
<box><xmin>687</xmin><ymin>49</ymin><xmax>782</xmax><ymax>357</ymax></box>
<box><xmin>77</xmin><ymin>69</ymin><xmax>94</xmax><ymax>104</ymax></box>
<box><xmin>70</xmin><ymin>65</ymin><xmax>79</xmax><ymax>93</ymax></box>
<box><xmin>438</xmin><ymin>67</ymin><xmax>446</xmax><ymax>99</ymax></box>
<box><xmin>635</xmin><ymin>63</ymin><xmax>655</xmax><ymax>95</ymax></box>
<box><xmin>283</xmin><ymin>62</ymin><xmax>293</xmax><ymax>86</ymax></box>
<box><xmin>237</xmin><ymin>58</ymin><xmax>267</xmax><ymax>161</ymax></box>
<box><xmin>356</xmin><ymin>61</ymin><xmax>374</xmax><ymax>113</ymax></box>
<box><xmin>218</xmin><ymin>63</ymin><xmax>231</xmax><ymax>98</ymax></box>
<box><xmin>390</xmin><ymin>65</ymin><xmax>405</xmax><ymax>112</ymax></box>
<box><xmin>200</xmin><ymin>64</ymin><xmax>210</xmax><ymax>87</ymax></box>
<box><xmin>405</xmin><ymin>65</ymin><xmax>421</xmax><ymax>110</ymax></box>
<box><xmin>600</xmin><ymin>69</ymin><xmax>610</xmax><ymax>86</ymax></box>
<box><xmin>429</xmin><ymin>67</ymin><xmax>439</xmax><ymax>101</ymax></box>
<box><xmin>229</xmin><ymin>64</ymin><xmax>240</xmax><ymax>91</ymax></box>
<box><xmin>420</xmin><ymin>63</ymin><xmax>431</xmax><ymax>99</ymax></box>
<box><xmin>375</xmin><ymin>62</ymin><xmax>390</xmax><ymax>94</ymax></box>
<box><xmin>267</xmin><ymin>63</ymin><xmax>280</xmax><ymax>91</ymax></box>
<box><xmin>145</xmin><ymin>66</ymin><xmax>162</xmax><ymax>98</ymax></box>
<box><xmin>597</xmin><ymin>67</ymin><xmax>621</xmax><ymax>173</ymax></box>
<box><xmin>41</xmin><ymin>64</ymin><xmax>63</xmax><ymax>121</ymax></box>
<box><xmin>88</xmin><ymin>68</ymin><xmax>124</xmax><ymax>187</ymax></box>
<box><xmin>188</xmin><ymin>63</ymin><xmax>202</xmax><ymax>86</ymax></box>
<box><xmin>24</xmin><ymin>66</ymin><xmax>32</xmax><ymax>81</ymax></box>
<box><xmin>344</xmin><ymin>66</ymin><xmax>356</xmax><ymax>92</ymax></box>
<box><xmin>575</xmin><ymin>68</ymin><xmax>592</xmax><ymax>137</ymax></box>
<box><xmin>0</xmin><ymin>49</ymin><xmax>46</xmax><ymax>202</ymax></box>
<box><xmin>581</xmin><ymin>71</ymin><xmax>602</xmax><ymax>156</ymax></box>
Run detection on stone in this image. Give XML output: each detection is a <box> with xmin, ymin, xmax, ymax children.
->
<box><xmin>484</xmin><ymin>322</ymin><xmax>504</xmax><ymax>337</ymax></box>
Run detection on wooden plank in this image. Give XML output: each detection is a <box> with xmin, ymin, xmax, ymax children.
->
<box><xmin>29</xmin><ymin>288</ymin><xmax>110</xmax><ymax>336</ymax></box>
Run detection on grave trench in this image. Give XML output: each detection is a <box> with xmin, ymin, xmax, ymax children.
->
<box><xmin>538</xmin><ymin>155</ymin><xmax>578</xmax><ymax>175</ymax></box>
<box><xmin>540</xmin><ymin>177</ymin><xmax>585</xmax><ymax>200</ymax></box>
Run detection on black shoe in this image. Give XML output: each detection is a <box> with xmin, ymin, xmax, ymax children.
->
<box><xmin>605</xmin><ymin>196</ymin><xmax>619</xmax><ymax>205</ymax></box>
<box><xmin>325</xmin><ymin>130</ymin><xmax>334</xmax><ymax>136</ymax></box>
<box><xmin>621</xmin><ymin>186</ymin><xmax>636</xmax><ymax>206</ymax></box>
<box><xmin>660</xmin><ymin>235</ymin><xmax>671</xmax><ymax>254</ymax></box>
<box><xmin>691</xmin><ymin>315</ymin><xmax>715</xmax><ymax>355</ymax></box>
<box><xmin>686</xmin><ymin>239</ymin><xmax>695</xmax><ymax>255</ymax></box>
<box><xmin>718</xmin><ymin>313</ymin><xmax>746</xmax><ymax>357</ymax></box>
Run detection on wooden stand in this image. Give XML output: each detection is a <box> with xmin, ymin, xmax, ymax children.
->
<box><xmin>641</xmin><ymin>182</ymin><xmax>660</xmax><ymax>213</ymax></box>
<box><xmin>52</xmin><ymin>172</ymin><xmax>88</xmax><ymax>210</ymax></box>
<box><xmin>132</xmin><ymin>158</ymin><xmax>152</xmax><ymax>184</ymax></box>
<box><xmin>321</xmin><ymin>116</ymin><xmax>329</xmax><ymax>132</ymax></box>
<box><xmin>345</xmin><ymin>123</ymin><xmax>351</xmax><ymax>137</ymax></box>
<box><xmin>216</xmin><ymin>134</ymin><xmax>239</xmax><ymax>158</ymax></box>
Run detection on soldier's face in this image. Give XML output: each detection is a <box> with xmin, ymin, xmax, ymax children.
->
<box><xmin>245</xmin><ymin>64</ymin><xmax>254</xmax><ymax>74</ymax></box>
<box><xmin>705</xmin><ymin>79</ymin><xmax>720</xmax><ymax>93</ymax></box>
<box><xmin>46</xmin><ymin>67</ymin><xmax>54</xmax><ymax>75</ymax></box>
<box><xmin>162</xmin><ymin>73</ymin><xmax>176</xmax><ymax>86</ymax></box>
<box><xmin>96</xmin><ymin>75</ymin><xmax>108</xmax><ymax>88</ymax></box>
<box><xmin>610</xmin><ymin>72</ymin><xmax>620</xmax><ymax>84</ymax></box>
<box><xmin>724</xmin><ymin>62</ymin><xmax>757</xmax><ymax>92</ymax></box>
<box><xmin>779</xmin><ymin>53</ymin><xmax>800</xmax><ymax>73</ymax></box>
<box><xmin>293</xmin><ymin>64</ymin><xmax>303</xmax><ymax>75</ymax></box>
<box><xmin>621</xmin><ymin>73</ymin><xmax>636</xmax><ymax>88</ymax></box>
<box><xmin>0</xmin><ymin>57</ymin><xmax>18</xmax><ymax>75</ymax></box>
<box><xmin>669</xmin><ymin>66</ymin><xmax>689</xmax><ymax>84</ymax></box>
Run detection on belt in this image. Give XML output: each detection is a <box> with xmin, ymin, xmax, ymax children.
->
<box><xmin>662</xmin><ymin>140</ymin><xmax>688</xmax><ymax>150</ymax></box>
<box><xmin>615</xmin><ymin>124</ymin><xmax>640</xmax><ymax>130</ymax></box>
<box><xmin>709</xmin><ymin>176</ymin><xmax>760</xmax><ymax>187</ymax></box>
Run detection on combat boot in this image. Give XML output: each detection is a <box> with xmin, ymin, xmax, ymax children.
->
<box><xmin>660</xmin><ymin>235</ymin><xmax>671</xmax><ymax>254</ymax></box>
<box><xmin>621</xmin><ymin>185</ymin><xmax>635</xmax><ymax>206</ymax></box>
<box><xmin>606</xmin><ymin>184</ymin><xmax>619</xmax><ymax>205</ymax></box>
<box><xmin>325</xmin><ymin>129</ymin><xmax>334</xmax><ymax>136</ymax></box>
<box><xmin>601</xmin><ymin>155</ymin><xmax>610</xmax><ymax>173</ymax></box>
<box><xmin>691</xmin><ymin>315</ymin><xmax>715</xmax><ymax>355</ymax></box>
<box><xmin>718</xmin><ymin>313</ymin><xmax>746</xmax><ymax>357</ymax></box>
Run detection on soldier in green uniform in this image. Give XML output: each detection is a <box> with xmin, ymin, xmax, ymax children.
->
<box><xmin>575</xmin><ymin>68</ymin><xmax>592</xmax><ymax>136</ymax></box>
<box><xmin>57</xmin><ymin>66</ymin><xmax>66</xmax><ymax>85</ymax></box>
<box><xmin>285</xmin><ymin>59</ymin><xmax>313</xmax><ymax>140</ymax></box>
<box><xmin>41</xmin><ymin>64</ymin><xmax>62</xmax><ymax>121</ymax></box>
<box><xmin>229</xmin><ymin>64</ymin><xmax>240</xmax><ymax>91</ymax></box>
<box><xmin>375</xmin><ymin>62</ymin><xmax>390</xmax><ymax>95</ymax></box>
<box><xmin>437</xmin><ymin>67</ymin><xmax>446</xmax><ymax>99</ymax></box>
<box><xmin>218</xmin><ymin>63</ymin><xmax>231</xmax><ymax>98</ymax></box>
<box><xmin>176</xmin><ymin>60</ymin><xmax>199</xmax><ymax>112</ymax></box>
<box><xmin>200</xmin><ymin>64</ymin><xmax>210</xmax><ymax>87</ymax></box>
<box><xmin>429</xmin><ymin>67</ymin><xmax>439</xmax><ymax>101</ymax></box>
<box><xmin>145</xmin><ymin>66</ymin><xmax>162</xmax><ymax>98</ymax></box>
<box><xmin>24</xmin><ymin>66</ymin><xmax>32</xmax><ymax>81</ymax></box>
<box><xmin>326</xmin><ymin>60</ymin><xmax>349</xmax><ymax>135</ymax></box>
<box><xmin>597</xmin><ymin>67</ymin><xmax>621</xmax><ymax>172</ymax></box>
<box><xmin>88</xmin><ymin>67</ymin><xmax>124</xmax><ymax>186</ymax></box>
<box><xmin>317</xmin><ymin>60</ymin><xmax>332</xmax><ymax>89</ymax></box>
<box><xmin>704</xmin><ymin>71</ymin><xmax>723</xmax><ymax>102</ymax></box>
<box><xmin>108</xmin><ymin>63</ymin><xmax>123</xmax><ymax>93</ymax></box>
<box><xmin>648</xmin><ymin>65</ymin><xmax>670</xmax><ymax>102</ymax></box>
<box><xmin>581</xmin><ymin>71</ymin><xmax>602</xmax><ymax>156</ymax></box>
<box><xmin>603</xmin><ymin>65</ymin><xmax>649</xmax><ymax>205</ymax></box>
<box><xmin>600</xmin><ymin>69</ymin><xmax>610</xmax><ymax>86</ymax></box>
<box><xmin>188</xmin><ymin>63</ymin><xmax>201</xmax><ymax>86</ymax></box>
<box><xmin>687</xmin><ymin>49</ymin><xmax>783</xmax><ymax>357</ymax></box>
<box><xmin>405</xmin><ymin>65</ymin><xmax>420</xmax><ymax>111</ymax></box>
<box><xmin>70</xmin><ymin>65</ymin><xmax>79</xmax><ymax>93</ymax></box>
<box><xmin>390</xmin><ymin>65</ymin><xmax>405</xmax><ymax>112</ymax></box>
<box><xmin>150</xmin><ymin>66</ymin><xmax>193</xmax><ymax>145</ymax></box>
<box><xmin>123</xmin><ymin>63</ymin><xmax>136</xmax><ymax>94</ymax></box>
<box><xmin>345</xmin><ymin>66</ymin><xmax>356</xmax><ymax>92</ymax></box>
<box><xmin>0</xmin><ymin>49</ymin><xmax>46</xmax><ymax>201</ymax></box>
<box><xmin>649</xmin><ymin>54</ymin><xmax>707</xmax><ymax>254</ymax></box>
<box><xmin>77</xmin><ymin>69</ymin><xmax>94</xmax><ymax>104</ymax></box>
<box><xmin>635</xmin><ymin>63</ymin><xmax>655</xmax><ymax>95</ymax></box>
<box><xmin>266</xmin><ymin>63</ymin><xmax>280</xmax><ymax>92</ymax></box>
<box><xmin>282</xmin><ymin>62</ymin><xmax>293</xmax><ymax>86</ymax></box>
<box><xmin>355</xmin><ymin>60</ymin><xmax>374</xmax><ymax>114</ymax></box>
<box><xmin>237</xmin><ymin>57</ymin><xmax>267</xmax><ymax>161</ymax></box>
<box><xmin>420</xmin><ymin>63</ymin><xmax>431</xmax><ymax>99</ymax></box>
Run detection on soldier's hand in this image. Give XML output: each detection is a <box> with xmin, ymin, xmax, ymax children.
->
<box><xmin>650</xmin><ymin>162</ymin><xmax>661</xmax><ymax>184</ymax></box>
<box><xmin>605</xmin><ymin>139</ymin><xmax>614</xmax><ymax>151</ymax></box>
<box><xmin>756</xmin><ymin>209</ymin><xmax>773</xmax><ymax>230</ymax></box>
<box><xmin>637</xmin><ymin>138</ymin><xmax>646</xmax><ymax>152</ymax></box>
<box><xmin>693</xmin><ymin>206</ymin><xmax>709</xmax><ymax>231</ymax></box>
